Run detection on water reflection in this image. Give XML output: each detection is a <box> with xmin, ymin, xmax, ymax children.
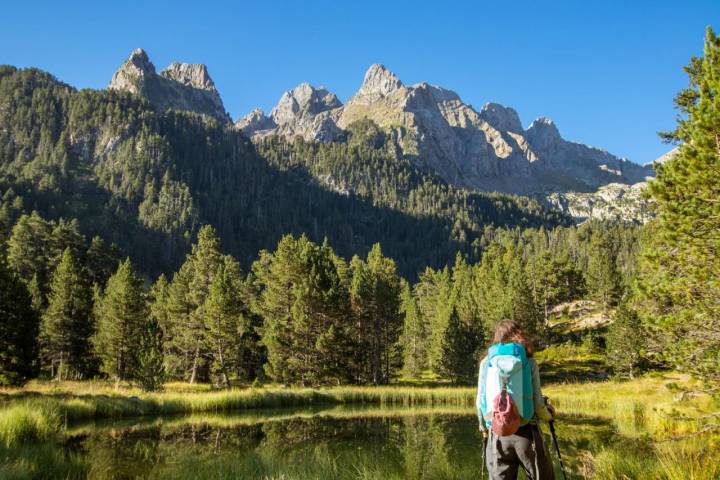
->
<box><xmin>15</xmin><ymin>407</ymin><xmax>634</xmax><ymax>479</ymax></box>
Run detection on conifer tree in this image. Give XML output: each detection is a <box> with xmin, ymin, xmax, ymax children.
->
<box><xmin>505</xmin><ymin>257</ymin><xmax>543</xmax><ymax>340</ymax></box>
<box><xmin>205</xmin><ymin>258</ymin><xmax>244</xmax><ymax>388</ymax></box>
<box><xmin>141</xmin><ymin>274</ymin><xmax>171</xmax><ymax>390</ymax></box>
<box><xmin>416</xmin><ymin>267</ymin><xmax>452</xmax><ymax>376</ymax></box>
<box><xmin>400</xmin><ymin>281</ymin><xmax>426</xmax><ymax>378</ymax></box>
<box><xmin>40</xmin><ymin>248</ymin><xmax>94</xmax><ymax>379</ymax></box>
<box><xmin>149</xmin><ymin>274</ymin><xmax>170</xmax><ymax>333</ymax></box>
<box><xmin>49</xmin><ymin>218</ymin><xmax>85</xmax><ymax>269</ymax></box>
<box><xmin>438</xmin><ymin>306</ymin><xmax>479</xmax><ymax>384</ymax></box>
<box><xmin>529</xmin><ymin>251</ymin><xmax>585</xmax><ymax>327</ymax></box>
<box><xmin>586</xmin><ymin>232</ymin><xmax>622</xmax><ymax>311</ymax></box>
<box><xmin>349</xmin><ymin>244</ymin><xmax>402</xmax><ymax>384</ymax></box>
<box><xmin>0</xmin><ymin>256</ymin><xmax>39</xmax><ymax>385</ymax></box>
<box><xmin>86</xmin><ymin>236</ymin><xmax>120</xmax><ymax>287</ymax></box>
<box><xmin>638</xmin><ymin>28</ymin><xmax>720</xmax><ymax>385</ymax></box>
<box><xmin>6</xmin><ymin>212</ymin><xmax>52</xmax><ymax>288</ymax></box>
<box><xmin>606</xmin><ymin>300</ymin><xmax>644</xmax><ymax>378</ymax></box>
<box><xmin>253</xmin><ymin>235</ymin><xmax>352</xmax><ymax>385</ymax></box>
<box><xmin>163</xmin><ymin>225</ymin><xmax>224</xmax><ymax>383</ymax></box>
<box><xmin>93</xmin><ymin>259</ymin><xmax>148</xmax><ymax>383</ymax></box>
<box><xmin>136</xmin><ymin>316</ymin><xmax>165</xmax><ymax>392</ymax></box>
<box><xmin>27</xmin><ymin>274</ymin><xmax>44</xmax><ymax>313</ymax></box>
<box><xmin>163</xmin><ymin>263</ymin><xmax>195</xmax><ymax>379</ymax></box>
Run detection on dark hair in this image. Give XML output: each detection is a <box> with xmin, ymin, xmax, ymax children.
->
<box><xmin>493</xmin><ymin>319</ymin><xmax>534</xmax><ymax>356</ymax></box>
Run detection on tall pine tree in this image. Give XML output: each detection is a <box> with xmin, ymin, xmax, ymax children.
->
<box><xmin>400</xmin><ymin>281</ymin><xmax>426</xmax><ymax>379</ymax></box>
<box><xmin>93</xmin><ymin>259</ymin><xmax>148</xmax><ymax>383</ymax></box>
<box><xmin>586</xmin><ymin>231</ymin><xmax>622</xmax><ymax>312</ymax></box>
<box><xmin>0</xmin><ymin>256</ymin><xmax>39</xmax><ymax>385</ymax></box>
<box><xmin>40</xmin><ymin>248</ymin><xmax>94</xmax><ymax>379</ymax></box>
<box><xmin>162</xmin><ymin>225</ymin><xmax>224</xmax><ymax>382</ymax></box>
<box><xmin>438</xmin><ymin>306</ymin><xmax>479</xmax><ymax>384</ymax></box>
<box><xmin>349</xmin><ymin>244</ymin><xmax>402</xmax><ymax>384</ymax></box>
<box><xmin>253</xmin><ymin>235</ymin><xmax>353</xmax><ymax>385</ymax></box>
<box><xmin>204</xmin><ymin>257</ymin><xmax>245</xmax><ymax>388</ymax></box>
<box><xmin>638</xmin><ymin>28</ymin><xmax>720</xmax><ymax>385</ymax></box>
<box><xmin>606</xmin><ymin>300</ymin><xmax>644</xmax><ymax>379</ymax></box>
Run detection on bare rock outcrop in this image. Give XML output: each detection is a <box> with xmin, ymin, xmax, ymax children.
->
<box><xmin>239</xmin><ymin>63</ymin><xmax>654</xmax><ymax>195</ymax></box>
<box><xmin>109</xmin><ymin>49</ymin><xmax>231</xmax><ymax>124</ymax></box>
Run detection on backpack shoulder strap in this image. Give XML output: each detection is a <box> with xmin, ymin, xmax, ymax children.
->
<box><xmin>477</xmin><ymin>354</ymin><xmax>490</xmax><ymax>421</ymax></box>
<box><xmin>514</xmin><ymin>343</ymin><xmax>535</xmax><ymax>420</ymax></box>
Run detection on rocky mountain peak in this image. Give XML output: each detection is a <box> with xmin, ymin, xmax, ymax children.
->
<box><xmin>238</xmin><ymin>63</ymin><xmax>653</xmax><ymax>196</ymax></box>
<box><xmin>270</xmin><ymin>83</ymin><xmax>342</xmax><ymax>125</ymax></box>
<box><xmin>235</xmin><ymin>108</ymin><xmax>276</xmax><ymax>135</ymax></box>
<box><xmin>107</xmin><ymin>49</ymin><xmax>230</xmax><ymax>124</ymax></box>
<box><xmin>352</xmin><ymin>64</ymin><xmax>403</xmax><ymax>104</ymax></box>
<box><xmin>526</xmin><ymin>117</ymin><xmax>561</xmax><ymax>149</ymax></box>
<box><xmin>479</xmin><ymin>102</ymin><xmax>523</xmax><ymax>133</ymax></box>
<box><xmin>127</xmin><ymin>48</ymin><xmax>154</xmax><ymax>72</ymax></box>
<box><xmin>161</xmin><ymin>62</ymin><xmax>216</xmax><ymax>92</ymax></box>
<box><xmin>108</xmin><ymin>48</ymin><xmax>156</xmax><ymax>94</ymax></box>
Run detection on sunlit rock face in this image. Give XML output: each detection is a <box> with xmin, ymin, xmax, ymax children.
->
<box><xmin>544</xmin><ymin>181</ymin><xmax>653</xmax><ymax>223</ymax></box>
<box><xmin>239</xmin><ymin>63</ymin><xmax>653</xmax><ymax>195</ymax></box>
<box><xmin>109</xmin><ymin>49</ymin><xmax>231</xmax><ymax>124</ymax></box>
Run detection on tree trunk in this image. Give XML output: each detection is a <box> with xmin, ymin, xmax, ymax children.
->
<box><xmin>218</xmin><ymin>345</ymin><xmax>230</xmax><ymax>389</ymax></box>
<box><xmin>57</xmin><ymin>357</ymin><xmax>64</xmax><ymax>381</ymax></box>
<box><xmin>189</xmin><ymin>347</ymin><xmax>200</xmax><ymax>384</ymax></box>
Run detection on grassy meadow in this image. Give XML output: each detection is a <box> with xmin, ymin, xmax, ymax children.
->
<box><xmin>1</xmin><ymin>344</ymin><xmax>718</xmax><ymax>479</ymax></box>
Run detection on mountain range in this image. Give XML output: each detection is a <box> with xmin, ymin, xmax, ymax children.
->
<box><xmin>108</xmin><ymin>48</ymin><xmax>656</xmax><ymax>220</ymax></box>
<box><xmin>235</xmin><ymin>63</ymin><xmax>654</xmax><ymax>196</ymax></box>
<box><xmin>0</xmin><ymin>48</ymin><xmax>660</xmax><ymax>280</ymax></box>
<box><xmin>0</xmin><ymin>57</ymin><xmax>570</xmax><ymax>279</ymax></box>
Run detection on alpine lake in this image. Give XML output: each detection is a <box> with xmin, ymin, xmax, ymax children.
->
<box><xmin>30</xmin><ymin>404</ymin><xmax>640</xmax><ymax>479</ymax></box>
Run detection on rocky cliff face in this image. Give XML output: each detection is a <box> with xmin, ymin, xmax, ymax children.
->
<box><xmin>544</xmin><ymin>182</ymin><xmax>652</xmax><ymax>223</ymax></box>
<box><xmin>240</xmin><ymin>64</ymin><xmax>654</xmax><ymax>195</ymax></box>
<box><xmin>109</xmin><ymin>49</ymin><xmax>231</xmax><ymax>124</ymax></box>
<box><xmin>236</xmin><ymin>83</ymin><xmax>344</xmax><ymax>141</ymax></box>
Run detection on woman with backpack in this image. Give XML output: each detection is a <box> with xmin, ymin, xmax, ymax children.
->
<box><xmin>477</xmin><ymin>319</ymin><xmax>556</xmax><ymax>480</ymax></box>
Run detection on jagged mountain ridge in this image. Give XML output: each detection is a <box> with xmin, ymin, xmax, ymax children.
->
<box><xmin>105</xmin><ymin>49</ymin><xmax>655</xmax><ymax>221</ymax></box>
<box><xmin>109</xmin><ymin>48</ymin><xmax>231</xmax><ymax>124</ymax></box>
<box><xmin>238</xmin><ymin>64</ymin><xmax>654</xmax><ymax>195</ymax></box>
<box><xmin>0</xmin><ymin>65</ymin><xmax>571</xmax><ymax>280</ymax></box>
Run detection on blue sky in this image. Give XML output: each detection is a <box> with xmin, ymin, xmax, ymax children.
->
<box><xmin>2</xmin><ymin>0</ymin><xmax>718</xmax><ymax>163</ymax></box>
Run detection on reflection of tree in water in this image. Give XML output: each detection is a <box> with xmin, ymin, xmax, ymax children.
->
<box><xmin>82</xmin><ymin>425</ymin><xmax>163</xmax><ymax>479</ymax></box>
<box><xmin>63</xmin><ymin>413</ymin><xmax>647</xmax><ymax>479</ymax></box>
<box><xmin>400</xmin><ymin>415</ymin><xmax>484</xmax><ymax>480</ymax></box>
<box><xmin>259</xmin><ymin>416</ymin><xmax>405</xmax><ymax>476</ymax></box>
<box><xmin>262</xmin><ymin>416</ymin><xmax>394</xmax><ymax>447</ymax></box>
<box><xmin>78</xmin><ymin>422</ymin><xmax>266</xmax><ymax>478</ymax></box>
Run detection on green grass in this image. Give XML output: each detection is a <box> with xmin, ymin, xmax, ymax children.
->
<box><xmin>0</xmin><ymin>402</ymin><xmax>62</xmax><ymax>447</ymax></box>
<box><xmin>3</xmin><ymin>361</ymin><xmax>719</xmax><ymax>479</ymax></box>
<box><xmin>544</xmin><ymin>374</ymin><xmax>720</xmax><ymax>479</ymax></box>
<box><xmin>0</xmin><ymin>383</ymin><xmax>475</xmax><ymax>447</ymax></box>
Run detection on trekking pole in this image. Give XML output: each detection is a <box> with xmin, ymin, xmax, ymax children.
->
<box><xmin>543</xmin><ymin>396</ymin><xmax>568</xmax><ymax>480</ymax></box>
<box><xmin>548</xmin><ymin>419</ymin><xmax>568</xmax><ymax>480</ymax></box>
<box><xmin>480</xmin><ymin>430</ymin><xmax>487</xmax><ymax>480</ymax></box>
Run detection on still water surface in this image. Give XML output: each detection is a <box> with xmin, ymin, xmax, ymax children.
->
<box><xmin>60</xmin><ymin>406</ymin><xmax>620</xmax><ymax>479</ymax></box>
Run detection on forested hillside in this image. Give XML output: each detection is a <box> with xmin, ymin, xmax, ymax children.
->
<box><xmin>0</xmin><ymin>203</ymin><xmax>638</xmax><ymax>386</ymax></box>
<box><xmin>0</xmin><ymin>66</ymin><xmax>566</xmax><ymax>279</ymax></box>
<box><xmin>1</xmin><ymin>27</ymin><xmax>718</xmax><ymax>395</ymax></box>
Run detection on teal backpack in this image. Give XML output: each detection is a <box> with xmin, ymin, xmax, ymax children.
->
<box><xmin>477</xmin><ymin>342</ymin><xmax>534</xmax><ymax>431</ymax></box>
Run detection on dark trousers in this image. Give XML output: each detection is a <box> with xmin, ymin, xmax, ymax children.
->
<box><xmin>485</xmin><ymin>423</ymin><xmax>556</xmax><ymax>480</ymax></box>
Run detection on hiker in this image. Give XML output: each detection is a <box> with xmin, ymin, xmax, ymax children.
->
<box><xmin>477</xmin><ymin>319</ymin><xmax>556</xmax><ymax>480</ymax></box>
